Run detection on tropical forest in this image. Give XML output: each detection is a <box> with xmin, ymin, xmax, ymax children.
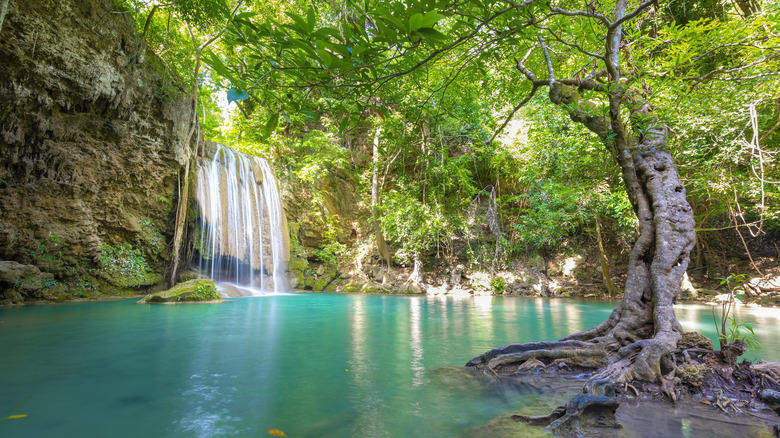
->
<box><xmin>1</xmin><ymin>0</ymin><xmax>780</xmax><ymax>436</ymax></box>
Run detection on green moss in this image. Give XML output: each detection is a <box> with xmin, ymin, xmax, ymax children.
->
<box><xmin>342</xmin><ymin>282</ymin><xmax>361</xmax><ymax>293</ymax></box>
<box><xmin>677</xmin><ymin>363</ymin><xmax>710</xmax><ymax>387</ymax></box>
<box><xmin>313</xmin><ymin>276</ymin><xmax>331</xmax><ymax>291</ymax></box>
<box><xmin>179</xmin><ymin>271</ymin><xmax>206</xmax><ymax>282</ymax></box>
<box><xmin>137</xmin><ymin>279</ymin><xmax>221</xmax><ymax>303</ymax></box>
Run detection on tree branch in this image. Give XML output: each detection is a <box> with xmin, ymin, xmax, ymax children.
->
<box><xmin>533</xmin><ymin>24</ymin><xmax>605</xmax><ymax>60</ymax></box>
<box><xmin>487</xmin><ymin>84</ymin><xmax>540</xmax><ymax>144</ymax></box>
<box><xmin>199</xmin><ymin>0</ymin><xmax>244</xmax><ymax>52</ymax></box>
<box><xmin>514</xmin><ymin>45</ymin><xmax>538</xmax><ymax>81</ymax></box>
<box><xmin>547</xmin><ymin>4</ymin><xmax>610</xmax><ymax>26</ymax></box>
<box><xmin>605</xmin><ymin>0</ymin><xmax>628</xmax><ymax>80</ymax></box>
<box><xmin>538</xmin><ymin>36</ymin><xmax>554</xmax><ymax>85</ymax></box>
<box><xmin>610</xmin><ymin>0</ymin><xmax>656</xmax><ymax>30</ymax></box>
<box><xmin>141</xmin><ymin>3</ymin><xmax>172</xmax><ymax>39</ymax></box>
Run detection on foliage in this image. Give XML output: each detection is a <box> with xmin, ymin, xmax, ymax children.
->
<box><xmin>99</xmin><ymin>243</ymin><xmax>152</xmax><ymax>280</ymax></box>
<box><xmin>138</xmin><ymin>219</ymin><xmax>167</xmax><ymax>262</ymax></box>
<box><xmin>135</xmin><ymin>0</ymin><xmax>779</xmax><ymax>280</ymax></box>
<box><xmin>21</xmin><ymin>235</ymin><xmax>64</xmax><ymax>271</ymax></box>
<box><xmin>721</xmin><ymin>315</ymin><xmax>763</xmax><ymax>354</ymax></box>
<box><xmin>490</xmin><ymin>276</ymin><xmax>505</xmax><ymax>294</ymax></box>
<box><xmin>313</xmin><ymin>241</ymin><xmax>347</xmax><ymax>266</ymax></box>
<box><xmin>191</xmin><ymin>282</ymin><xmax>221</xmax><ymax>301</ymax></box>
<box><xmin>714</xmin><ymin>273</ymin><xmax>764</xmax><ymax>355</ymax></box>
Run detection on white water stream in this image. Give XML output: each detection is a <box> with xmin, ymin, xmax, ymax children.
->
<box><xmin>195</xmin><ymin>144</ymin><xmax>288</xmax><ymax>295</ymax></box>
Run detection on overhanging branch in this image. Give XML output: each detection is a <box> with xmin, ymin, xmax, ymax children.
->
<box><xmin>487</xmin><ymin>84</ymin><xmax>540</xmax><ymax>144</ymax></box>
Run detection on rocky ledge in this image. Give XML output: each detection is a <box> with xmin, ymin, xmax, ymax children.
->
<box><xmin>137</xmin><ymin>279</ymin><xmax>221</xmax><ymax>304</ymax></box>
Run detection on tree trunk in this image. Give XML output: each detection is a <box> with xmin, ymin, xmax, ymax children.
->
<box><xmin>371</xmin><ymin>126</ymin><xmax>392</xmax><ymax>268</ymax></box>
<box><xmin>168</xmin><ymin>49</ymin><xmax>201</xmax><ymax>287</ymax></box>
<box><xmin>595</xmin><ymin>213</ymin><xmax>619</xmax><ymax>297</ymax></box>
<box><xmin>467</xmin><ymin>82</ymin><xmax>697</xmax><ymax>397</ymax></box>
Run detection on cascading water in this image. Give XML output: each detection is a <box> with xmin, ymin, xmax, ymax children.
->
<box><xmin>194</xmin><ymin>143</ymin><xmax>288</xmax><ymax>295</ymax></box>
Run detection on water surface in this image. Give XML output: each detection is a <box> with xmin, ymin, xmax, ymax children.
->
<box><xmin>0</xmin><ymin>295</ymin><xmax>777</xmax><ymax>437</ymax></box>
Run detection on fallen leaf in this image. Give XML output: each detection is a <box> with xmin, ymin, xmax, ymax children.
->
<box><xmin>1</xmin><ymin>414</ymin><xmax>28</xmax><ymax>420</ymax></box>
<box><xmin>269</xmin><ymin>428</ymin><xmax>286</xmax><ymax>436</ymax></box>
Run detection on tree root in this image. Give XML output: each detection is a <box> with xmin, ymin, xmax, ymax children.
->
<box><xmin>714</xmin><ymin>390</ymin><xmax>743</xmax><ymax>415</ymax></box>
<box><xmin>513</xmin><ymin>394</ymin><xmax>621</xmax><ymax>435</ymax></box>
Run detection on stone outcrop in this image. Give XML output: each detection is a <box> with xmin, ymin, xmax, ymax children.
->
<box><xmin>137</xmin><ymin>279</ymin><xmax>221</xmax><ymax>303</ymax></box>
<box><xmin>0</xmin><ymin>0</ymin><xmax>194</xmax><ymax>300</ymax></box>
<box><xmin>0</xmin><ymin>260</ymin><xmax>55</xmax><ymax>302</ymax></box>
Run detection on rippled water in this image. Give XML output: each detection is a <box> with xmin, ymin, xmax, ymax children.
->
<box><xmin>0</xmin><ymin>295</ymin><xmax>778</xmax><ymax>437</ymax></box>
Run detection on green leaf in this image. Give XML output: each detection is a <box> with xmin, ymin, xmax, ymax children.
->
<box><xmin>307</xmin><ymin>6</ymin><xmax>316</xmax><ymax>31</ymax></box>
<box><xmin>316</xmin><ymin>47</ymin><xmax>332</xmax><ymax>67</ymax></box>
<box><xmin>415</xmin><ymin>27</ymin><xmax>448</xmax><ymax>43</ymax></box>
<box><xmin>226</xmin><ymin>87</ymin><xmax>249</xmax><ymax>104</ymax></box>
<box><xmin>203</xmin><ymin>51</ymin><xmax>237</xmax><ymax>83</ymax></box>
<box><xmin>409</xmin><ymin>13</ymin><xmax>424</xmax><ymax>31</ymax></box>
<box><xmin>266</xmin><ymin>112</ymin><xmax>280</xmax><ymax>135</ymax></box>
<box><xmin>421</xmin><ymin>11</ymin><xmax>446</xmax><ymax>28</ymax></box>
<box><xmin>286</xmin><ymin>12</ymin><xmax>309</xmax><ymax>34</ymax></box>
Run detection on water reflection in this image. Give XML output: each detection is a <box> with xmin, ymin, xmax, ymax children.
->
<box><xmin>675</xmin><ymin>303</ymin><xmax>780</xmax><ymax>361</ymax></box>
<box><xmin>347</xmin><ymin>295</ymin><xmax>390</xmax><ymax>437</ymax></box>
<box><xmin>473</xmin><ymin>296</ymin><xmax>495</xmax><ymax>342</ymax></box>
<box><xmin>409</xmin><ymin>298</ymin><xmax>424</xmax><ymax>387</ymax></box>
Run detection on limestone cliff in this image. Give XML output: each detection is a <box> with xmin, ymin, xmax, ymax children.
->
<box><xmin>0</xmin><ymin>0</ymin><xmax>194</xmax><ymax>301</ymax></box>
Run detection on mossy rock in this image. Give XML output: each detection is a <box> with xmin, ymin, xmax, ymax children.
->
<box><xmin>312</xmin><ymin>276</ymin><xmax>332</xmax><ymax>291</ymax></box>
<box><xmin>179</xmin><ymin>271</ymin><xmax>207</xmax><ymax>282</ymax></box>
<box><xmin>97</xmin><ymin>269</ymin><xmax>163</xmax><ymax>289</ymax></box>
<box><xmin>324</xmin><ymin>278</ymin><xmax>345</xmax><ymax>292</ymax></box>
<box><xmin>289</xmin><ymin>259</ymin><xmax>308</xmax><ymax>272</ymax></box>
<box><xmin>137</xmin><ymin>279</ymin><xmax>221</xmax><ymax>304</ymax></box>
<box><xmin>342</xmin><ymin>282</ymin><xmax>361</xmax><ymax>293</ymax></box>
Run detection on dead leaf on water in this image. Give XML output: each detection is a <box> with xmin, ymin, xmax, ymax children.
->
<box><xmin>268</xmin><ymin>428</ymin><xmax>286</xmax><ymax>436</ymax></box>
<box><xmin>1</xmin><ymin>414</ymin><xmax>28</xmax><ymax>420</ymax></box>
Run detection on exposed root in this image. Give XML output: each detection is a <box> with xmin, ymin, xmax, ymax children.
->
<box><xmin>466</xmin><ymin>340</ymin><xmax>606</xmax><ymax>376</ymax></box>
<box><xmin>624</xmin><ymin>382</ymin><xmax>639</xmax><ymax>398</ymax></box>
<box><xmin>469</xmin><ymin>329</ymin><xmax>780</xmax><ymax>436</ymax></box>
<box><xmin>714</xmin><ymin>390</ymin><xmax>743</xmax><ymax>415</ymax></box>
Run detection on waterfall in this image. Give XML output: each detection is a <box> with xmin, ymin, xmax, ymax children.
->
<box><xmin>194</xmin><ymin>143</ymin><xmax>288</xmax><ymax>295</ymax></box>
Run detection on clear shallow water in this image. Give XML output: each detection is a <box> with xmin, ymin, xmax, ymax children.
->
<box><xmin>0</xmin><ymin>295</ymin><xmax>778</xmax><ymax>438</ymax></box>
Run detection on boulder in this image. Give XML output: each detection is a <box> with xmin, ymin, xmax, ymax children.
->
<box><xmin>0</xmin><ymin>260</ymin><xmax>54</xmax><ymax>293</ymax></box>
<box><xmin>137</xmin><ymin>279</ymin><xmax>221</xmax><ymax>304</ymax></box>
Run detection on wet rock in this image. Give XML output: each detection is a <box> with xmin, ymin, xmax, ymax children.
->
<box><xmin>760</xmin><ymin>389</ymin><xmax>780</xmax><ymax>415</ymax></box>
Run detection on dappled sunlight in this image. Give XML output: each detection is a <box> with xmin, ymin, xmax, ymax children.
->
<box><xmin>561</xmin><ymin>256</ymin><xmax>582</xmax><ymax>276</ymax></box>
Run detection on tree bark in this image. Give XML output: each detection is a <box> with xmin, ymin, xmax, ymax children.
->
<box><xmin>595</xmin><ymin>213</ymin><xmax>619</xmax><ymax>297</ymax></box>
<box><xmin>167</xmin><ymin>47</ymin><xmax>200</xmax><ymax>287</ymax></box>
<box><xmin>371</xmin><ymin>126</ymin><xmax>392</xmax><ymax>268</ymax></box>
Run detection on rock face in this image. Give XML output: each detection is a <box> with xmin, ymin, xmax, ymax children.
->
<box><xmin>0</xmin><ymin>0</ymin><xmax>194</xmax><ymax>299</ymax></box>
<box><xmin>280</xmin><ymin>164</ymin><xmax>364</xmax><ymax>291</ymax></box>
